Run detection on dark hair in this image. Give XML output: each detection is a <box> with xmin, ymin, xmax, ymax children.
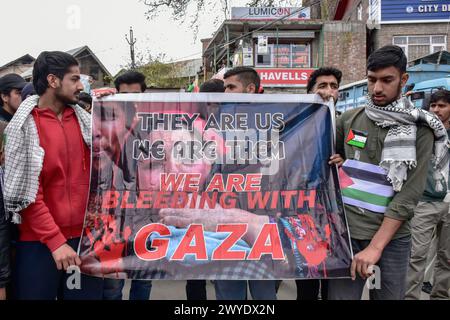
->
<box><xmin>200</xmin><ymin>79</ymin><xmax>225</xmax><ymax>93</ymax></box>
<box><xmin>78</xmin><ymin>91</ymin><xmax>93</xmax><ymax>104</ymax></box>
<box><xmin>0</xmin><ymin>88</ymin><xmax>12</xmax><ymax>107</ymax></box>
<box><xmin>224</xmin><ymin>66</ymin><xmax>260</xmax><ymax>92</ymax></box>
<box><xmin>367</xmin><ymin>45</ymin><xmax>407</xmax><ymax>74</ymax></box>
<box><xmin>33</xmin><ymin>51</ymin><xmax>79</xmax><ymax>96</ymax></box>
<box><xmin>306</xmin><ymin>67</ymin><xmax>342</xmax><ymax>93</ymax></box>
<box><xmin>430</xmin><ymin>90</ymin><xmax>450</xmax><ymax>105</ymax></box>
<box><xmin>77</xmin><ymin>92</ymin><xmax>92</xmax><ymax>112</ymax></box>
<box><xmin>114</xmin><ymin>71</ymin><xmax>147</xmax><ymax>92</ymax></box>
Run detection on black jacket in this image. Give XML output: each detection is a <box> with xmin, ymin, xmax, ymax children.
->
<box><xmin>0</xmin><ymin>178</ymin><xmax>10</xmax><ymax>288</ymax></box>
<box><xmin>0</xmin><ymin>108</ymin><xmax>13</xmax><ymax>123</ymax></box>
<box><xmin>0</xmin><ymin>108</ymin><xmax>11</xmax><ymax>288</ymax></box>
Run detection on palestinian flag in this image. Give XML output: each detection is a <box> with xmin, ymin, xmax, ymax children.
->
<box><xmin>346</xmin><ymin>129</ymin><xmax>367</xmax><ymax>149</ymax></box>
<box><xmin>339</xmin><ymin>159</ymin><xmax>394</xmax><ymax>214</ymax></box>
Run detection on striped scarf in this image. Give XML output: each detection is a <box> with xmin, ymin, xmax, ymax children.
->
<box><xmin>365</xmin><ymin>95</ymin><xmax>450</xmax><ymax>192</ymax></box>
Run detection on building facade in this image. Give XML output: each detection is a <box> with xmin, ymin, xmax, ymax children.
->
<box><xmin>202</xmin><ymin>6</ymin><xmax>367</xmax><ymax>93</ymax></box>
<box><xmin>0</xmin><ymin>54</ymin><xmax>35</xmax><ymax>78</ymax></box>
<box><xmin>306</xmin><ymin>0</ymin><xmax>450</xmax><ymax>62</ymax></box>
<box><xmin>66</xmin><ymin>46</ymin><xmax>112</xmax><ymax>87</ymax></box>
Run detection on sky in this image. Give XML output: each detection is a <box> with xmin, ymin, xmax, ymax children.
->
<box><xmin>0</xmin><ymin>0</ymin><xmax>252</xmax><ymax>75</ymax></box>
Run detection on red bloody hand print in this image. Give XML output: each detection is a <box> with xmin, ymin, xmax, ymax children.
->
<box><xmin>284</xmin><ymin>215</ymin><xmax>331</xmax><ymax>267</ymax></box>
<box><xmin>85</xmin><ymin>214</ymin><xmax>132</xmax><ymax>275</ymax></box>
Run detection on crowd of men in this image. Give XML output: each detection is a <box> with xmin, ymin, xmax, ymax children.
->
<box><xmin>0</xmin><ymin>44</ymin><xmax>448</xmax><ymax>300</ymax></box>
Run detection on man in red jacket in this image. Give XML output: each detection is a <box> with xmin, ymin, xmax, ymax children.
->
<box><xmin>7</xmin><ymin>51</ymin><xmax>103</xmax><ymax>299</ymax></box>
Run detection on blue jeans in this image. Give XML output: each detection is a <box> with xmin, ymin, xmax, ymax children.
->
<box><xmin>103</xmin><ymin>279</ymin><xmax>152</xmax><ymax>300</ymax></box>
<box><xmin>328</xmin><ymin>236</ymin><xmax>411</xmax><ymax>300</ymax></box>
<box><xmin>13</xmin><ymin>238</ymin><xmax>104</xmax><ymax>300</ymax></box>
<box><xmin>214</xmin><ymin>280</ymin><xmax>277</xmax><ymax>300</ymax></box>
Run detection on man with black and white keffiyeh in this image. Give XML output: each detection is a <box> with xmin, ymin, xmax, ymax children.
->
<box><xmin>328</xmin><ymin>45</ymin><xmax>449</xmax><ymax>300</ymax></box>
<box><xmin>3</xmin><ymin>51</ymin><xmax>104</xmax><ymax>300</ymax></box>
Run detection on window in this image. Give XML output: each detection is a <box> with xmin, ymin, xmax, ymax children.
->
<box><xmin>339</xmin><ymin>91</ymin><xmax>349</xmax><ymax>100</ymax></box>
<box><xmin>393</xmin><ymin>35</ymin><xmax>447</xmax><ymax>61</ymax></box>
<box><xmin>393</xmin><ymin>37</ymin><xmax>407</xmax><ymax>45</ymax></box>
<box><xmin>274</xmin><ymin>44</ymin><xmax>291</xmax><ymax>68</ymax></box>
<box><xmin>433</xmin><ymin>46</ymin><xmax>445</xmax><ymax>53</ymax></box>
<box><xmin>432</xmin><ymin>35</ymin><xmax>446</xmax><ymax>44</ymax></box>
<box><xmin>357</xmin><ymin>3</ymin><xmax>363</xmax><ymax>21</ymax></box>
<box><xmin>255</xmin><ymin>43</ymin><xmax>310</xmax><ymax>68</ymax></box>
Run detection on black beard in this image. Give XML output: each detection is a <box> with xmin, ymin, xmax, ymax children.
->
<box><xmin>372</xmin><ymin>83</ymin><xmax>403</xmax><ymax>107</ymax></box>
<box><xmin>55</xmin><ymin>90</ymin><xmax>79</xmax><ymax>105</ymax></box>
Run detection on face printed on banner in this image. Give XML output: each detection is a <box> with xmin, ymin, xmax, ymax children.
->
<box><xmin>92</xmin><ymin>102</ymin><xmax>134</xmax><ymax>171</ymax></box>
<box><xmin>54</xmin><ymin>65</ymin><xmax>84</xmax><ymax>105</ymax></box>
<box><xmin>137</xmin><ymin>129</ymin><xmax>212</xmax><ymax>191</ymax></box>
<box><xmin>367</xmin><ymin>66</ymin><xmax>408</xmax><ymax>107</ymax></box>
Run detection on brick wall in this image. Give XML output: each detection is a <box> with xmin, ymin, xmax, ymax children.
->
<box><xmin>322</xmin><ymin>21</ymin><xmax>367</xmax><ymax>85</ymax></box>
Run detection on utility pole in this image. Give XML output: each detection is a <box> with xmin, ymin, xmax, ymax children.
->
<box><xmin>126</xmin><ymin>26</ymin><xmax>137</xmax><ymax>69</ymax></box>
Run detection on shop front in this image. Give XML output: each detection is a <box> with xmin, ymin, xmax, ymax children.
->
<box><xmin>202</xmin><ymin>6</ymin><xmax>324</xmax><ymax>93</ymax></box>
<box><xmin>202</xmin><ymin>6</ymin><xmax>367</xmax><ymax>92</ymax></box>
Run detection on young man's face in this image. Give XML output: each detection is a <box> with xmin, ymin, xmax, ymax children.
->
<box><xmin>224</xmin><ymin>75</ymin><xmax>256</xmax><ymax>94</ymax></box>
<box><xmin>311</xmin><ymin>75</ymin><xmax>339</xmax><ymax>105</ymax></box>
<box><xmin>54</xmin><ymin>65</ymin><xmax>84</xmax><ymax>105</ymax></box>
<box><xmin>367</xmin><ymin>66</ymin><xmax>408</xmax><ymax>107</ymax></box>
<box><xmin>430</xmin><ymin>99</ymin><xmax>450</xmax><ymax>126</ymax></box>
<box><xmin>92</xmin><ymin>103</ymin><xmax>131</xmax><ymax>171</ymax></box>
<box><xmin>118</xmin><ymin>83</ymin><xmax>143</xmax><ymax>94</ymax></box>
<box><xmin>1</xmin><ymin>88</ymin><xmax>22</xmax><ymax>113</ymax></box>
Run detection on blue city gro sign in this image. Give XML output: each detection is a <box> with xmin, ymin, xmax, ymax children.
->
<box><xmin>381</xmin><ymin>0</ymin><xmax>450</xmax><ymax>23</ymax></box>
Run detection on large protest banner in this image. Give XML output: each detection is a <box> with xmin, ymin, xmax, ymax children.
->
<box><xmin>78</xmin><ymin>93</ymin><xmax>352</xmax><ymax>280</ymax></box>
